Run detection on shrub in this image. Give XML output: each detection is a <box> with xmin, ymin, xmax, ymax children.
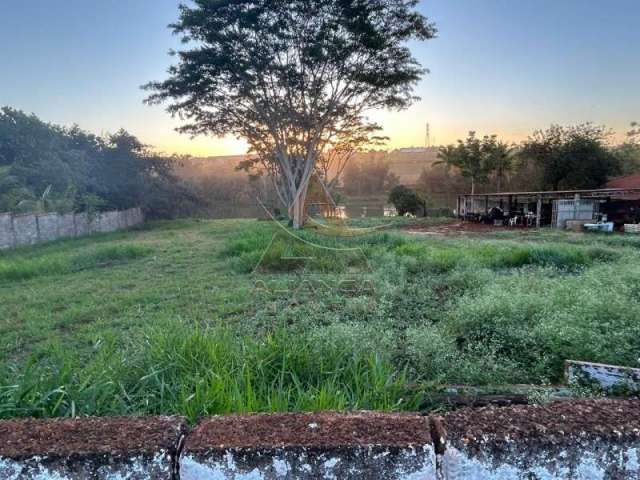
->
<box><xmin>388</xmin><ymin>185</ymin><xmax>425</xmax><ymax>216</ymax></box>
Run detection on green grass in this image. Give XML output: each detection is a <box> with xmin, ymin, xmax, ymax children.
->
<box><xmin>1</xmin><ymin>218</ymin><xmax>639</xmax><ymax>420</ymax></box>
<box><xmin>0</xmin><ymin>243</ymin><xmax>152</xmax><ymax>282</ymax></box>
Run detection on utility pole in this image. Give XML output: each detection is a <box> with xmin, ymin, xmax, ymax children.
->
<box><xmin>425</xmin><ymin>123</ymin><xmax>431</xmax><ymax>148</ymax></box>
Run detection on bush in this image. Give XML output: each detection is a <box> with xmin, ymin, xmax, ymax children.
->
<box><xmin>388</xmin><ymin>185</ymin><xmax>425</xmax><ymax>216</ymax></box>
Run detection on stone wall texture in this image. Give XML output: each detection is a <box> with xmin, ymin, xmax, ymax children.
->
<box><xmin>0</xmin><ymin>400</ymin><xmax>639</xmax><ymax>479</ymax></box>
<box><xmin>12</xmin><ymin>214</ymin><xmax>39</xmax><ymax>246</ymax></box>
<box><xmin>36</xmin><ymin>213</ymin><xmax>59</xmax><ymax>242</ymax></box>
<box><xmin>0</xmin><ymin>213</ymin><xmax>14</xmax><ymax>249</ymax></box>
<box><xmin>58</xmin><ymin>213</ymin><xmax>76</xmax><ymax>238</ymax></box>
<box><xmin>0</xmin><ymin>208</ymin><xmax>143</xmax><ymax>250</ymax></box>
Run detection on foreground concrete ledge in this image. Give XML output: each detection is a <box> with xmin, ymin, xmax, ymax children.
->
<box><xmin>566</xmin><ymin>359</ymin><xmax>640</xmax><ymax>392</ymax></box>
<box><xmin>0</xmin><ymin>416</ymin><xmax>187</xmax><ymax>479</ymax></box>
<box><xmin>3</xmin><ymin>400</ymin><xmax>640</xmax><ymax>479</ymax></box>
<box><xmin>180</xmin><ymin>412</ymin><xmax>435</xmax><ymax>479</ymax></box>
<box><xmin>441</xmin><ymin>399</ymin><xmax>640</xmax><ymax>479</ymax></box>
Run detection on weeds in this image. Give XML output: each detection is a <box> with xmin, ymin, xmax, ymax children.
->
<box><xmin>0</xmin><ymin>323</ymin><xmax>420</xmax><ymax>421</ymax></box>
<box><xmin>0</xmin><ymin>218</ymin><xmax>637</xmax><ymax>419</ymax></box>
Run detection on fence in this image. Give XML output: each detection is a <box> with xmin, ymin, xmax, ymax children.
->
<box><xmin>0</xmin><ymin>207</ymin><xmax>144</xmax><ymax>250</ymax></box>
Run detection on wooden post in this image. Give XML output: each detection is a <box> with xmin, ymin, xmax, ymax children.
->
<box><xmin>485</xmin><ymin>195</ymin><xmax>489</xmax><ymax>214</ymax></box>
<box><xmin>536</xmin><ymin>195</ymin><xmax>542</xmax><ymax>228</ymax></box>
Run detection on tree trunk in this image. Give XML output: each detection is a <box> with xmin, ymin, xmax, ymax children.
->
<box><xmin>289</xmin><ymin>182</ymin><xmax>309</xmax><ymax>229</ymax></box>
<box><xmin>471</xmin><ymin>177</ymin><xmax>476</xmax><ymax>195</ymax></box>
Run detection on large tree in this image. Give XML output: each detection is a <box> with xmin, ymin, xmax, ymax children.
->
<box><xmin>436</xmin><ymin>133</ymin><xmax>486</xmax><ymax>195</ymax></box>
<box><xmin>483</xmin><ymin>136</ymin><xmax>514</xmax><ymax>193</ymax></box>
<box><xmin>144</xmin><ymin>0</ymin><xmax>435</xmax><ymax>228</ymax></box>
<box><xmin>520</xmin><ymin>124</ymin><xmax>621</xmax><ymax>190</ymax></box>
<box><xmin>342</xmin><ymin>155</ymin><xmax>398</xmax><ymax>196</ymax></box>
<box><xmin>617</xmin><ymin>121</ymin><xmax>640</xmax><ymax>174</ymax></box>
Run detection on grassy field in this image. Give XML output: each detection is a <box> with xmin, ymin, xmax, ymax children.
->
<box><xmin>1</xmin><ymin>217</ymin><xmax>639</xmax><ymax>421</ymax></box>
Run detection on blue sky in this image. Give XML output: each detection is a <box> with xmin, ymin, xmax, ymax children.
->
<box><xmin>1</xmin><ymin>0</ymin><xmax>638</xmax><ymax>155</ymax></box>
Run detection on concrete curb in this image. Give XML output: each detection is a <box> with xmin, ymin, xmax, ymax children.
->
<box><xmin>180</xmin><ymin>412</ymin><xmax>435</xmax><ymax>479</ymax></box>
<box><xmin>1</xmin><ymin>399</ymin><xmax>639</xmax><ymax>479</ymax></box>
<box><xmin>0</xmin><ymin>416</ymin><xmax>187</xmax><ymax>479</ymax></box>
<box><xmin>440</xmin><ymin>399</ymin><xmax>640</xmax><ymax>479</ymax></box>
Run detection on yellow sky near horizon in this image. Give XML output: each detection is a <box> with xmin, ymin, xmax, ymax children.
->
<box><xmin>2</xmin><ymin>1</ymin><xmax>638</xmax><ymax>159</ymax></box>
<box><xmin>148</xmin><ymin>115</ymin><xmax>632</xmax><ymax>158</ymax></box>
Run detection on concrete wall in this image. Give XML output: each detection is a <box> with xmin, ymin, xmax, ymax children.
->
<box><xmin>36</xmin><ymin>213</ymin><xmax>59</xmax><ymax>242</ymax></box>
<box><xmin>440</xmin><ymin>399</ymin><xmax>640</xmax><ymax>480</ymax></box>
<box><xmin>0</xmin><ymin>213</ymin><xmax>14</xmax><ymax>249</ymax></box>
<box><xmin>0</xmin><ymin>416</ymin><xmax>185</xmax><ymax>480</ymax></box>
<box><xmin>181</xmin><ymin>412</ymin><xmax>435</xmax><ymax>480</ymax></box>
<box><xmin>0</xmin><ymin>208</ymin><xmax>143</xmax><ymax>250</ymax></box>
<box><xmin>12</xmin><ymin>214</ymin><xmax>39</xmax><ymax>246</ymax></box>
<box><xmin>0</xmin><ymin>400</ymin><xmax>639</xmax><ymax>479</ymax></box>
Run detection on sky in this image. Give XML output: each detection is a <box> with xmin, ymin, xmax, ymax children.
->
<box><xmin>1</xmin><ymin>0</ymin><xmax>638</xmax><ymax>156</ymax></box>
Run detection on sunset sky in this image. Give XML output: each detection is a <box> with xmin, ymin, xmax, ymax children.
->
<box><xmin>1</xmin><ymin>0</ymin><xmax>639</xmax><ymax>156</ymax></box>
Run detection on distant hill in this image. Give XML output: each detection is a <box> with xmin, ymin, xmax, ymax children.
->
<box><xmin>173</xmin><ymin>148</ymin><xmax>441</xmax><ymax>185</ymax></box>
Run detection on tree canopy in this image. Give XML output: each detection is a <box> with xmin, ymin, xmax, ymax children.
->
<box><xmin>388</xmin><ymin>184</ymin><xmax>424</xmax><ymax>216</ymax></box>
<box><xmin>435</xmin><ymin>132</ymin><xmax>512</xmax><ymax>194</ymax></box>
<box><xmin>0</xmin><ymin>107</ymin><xmax>195</xmax><ymax>217</ymax></box>
<box><xmin>342</xmin><ymin>156</ymin><xmax>399</xmax><ymax>196</ymax></box>
<box><xmin>520</xmin><ymin>124</ymin><xmax>621</xmax><ymax>190</ymax></box>
<box><xmin>145</xmin><ymin>0</ymin><xmax>436</xmax><ymax>227</ymax></box>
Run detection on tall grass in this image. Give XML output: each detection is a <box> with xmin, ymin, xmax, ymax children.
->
<box><xmin>222</xmin><ymin>223</ymin><xmax>407</xmax><ymax>273</ymax></box>
<box><xmin>0</xmin><ymin>323</ymin><xmax>420</xmax><ymax>422</ymax></box>
<box><xmin>224</xmin><ymin>223</ymin><xmax>618</xmax><ymax>274</ymax></box>
<box><xmin>2</xmin><ymin>219</ymin><xmax>638</xmax><ymax>420</ymax></box>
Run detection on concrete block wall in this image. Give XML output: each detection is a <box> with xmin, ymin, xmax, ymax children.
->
<box><xmin>75</xmin><ymin>212</ymin><xmax>91</xmax><ymax>236</ymax></box>
<box><xmin>0</xmin><ymin>213</ymin><xmax>14</xmax><ymax>249</ymax></box>
<box><xmin>0</xmin><ymin>208</ymin><xmax>143</xmax><ymax>250</ymax></box>
<box><xmin>58</xmin><ymin>213</ymin><xmax>76</xmax><ymax>238</ymax></box>
<box><xmin>36</xmin><ymin>213</ymin><xmax>59</xmax><ymax>242</ymax></box>
<box><xmin>12</xmin><ymin>214</ymin><xmax>39</xmax><ymax>246</ymax></box>
<box><xmin>0</xmin><ymin>400</ymin><xmax>639</xmax><ymax>479</ymax></box>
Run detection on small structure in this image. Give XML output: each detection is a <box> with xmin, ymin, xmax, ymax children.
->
<box><xmin>457</xmin><ymin>186</ymin><xmax>640</xmax><ymax>229</ymax></box>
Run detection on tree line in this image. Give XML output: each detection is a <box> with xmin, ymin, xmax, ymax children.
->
<box><xmin>430</xmin><ymin>123</ymin><xmax>640</xmax><ymax>196</ymax></box>
<box><xmin>0</xmin><ymin>107</ymin><xmax>198</xmax><ymax>218</ymax></box>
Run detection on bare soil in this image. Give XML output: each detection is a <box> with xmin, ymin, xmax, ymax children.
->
<box><xmin>442</xmin><ymin>399</ymin><xmax>640</xmax><ymax>444</ymax></box>
<box><xmin>0</xmin><ymin>416</ymin><xmax>187</xmax><ymax>459</ymax></box>
<box><xmin>405</xmin><ymin>221</ymin><xmax>509</xmax><ymax>236</ymax></box>
<box><xmin>185</xmin><ymin>412</ymin><xmax>431</xmax><ymax>450</ymax></box>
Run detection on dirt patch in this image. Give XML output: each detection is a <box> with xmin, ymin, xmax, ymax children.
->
<box><xmin>0</xmin><ymin>416</ymin><xmax>187</xmax><ymax>459</ymax></box>
<box><xmin>405</xmin><ymin>221</ymin><xmax>508</xmax><ymax>236</ymax></box>
<box><xmin>185</xmin><ymin>412</ymin><xmax>432</xmax><ymax>451</ymax></box>
<box><xmin>442</xmin><ymin>399</ymin><xmax>640</xmax><ymax>445</ymax></box>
